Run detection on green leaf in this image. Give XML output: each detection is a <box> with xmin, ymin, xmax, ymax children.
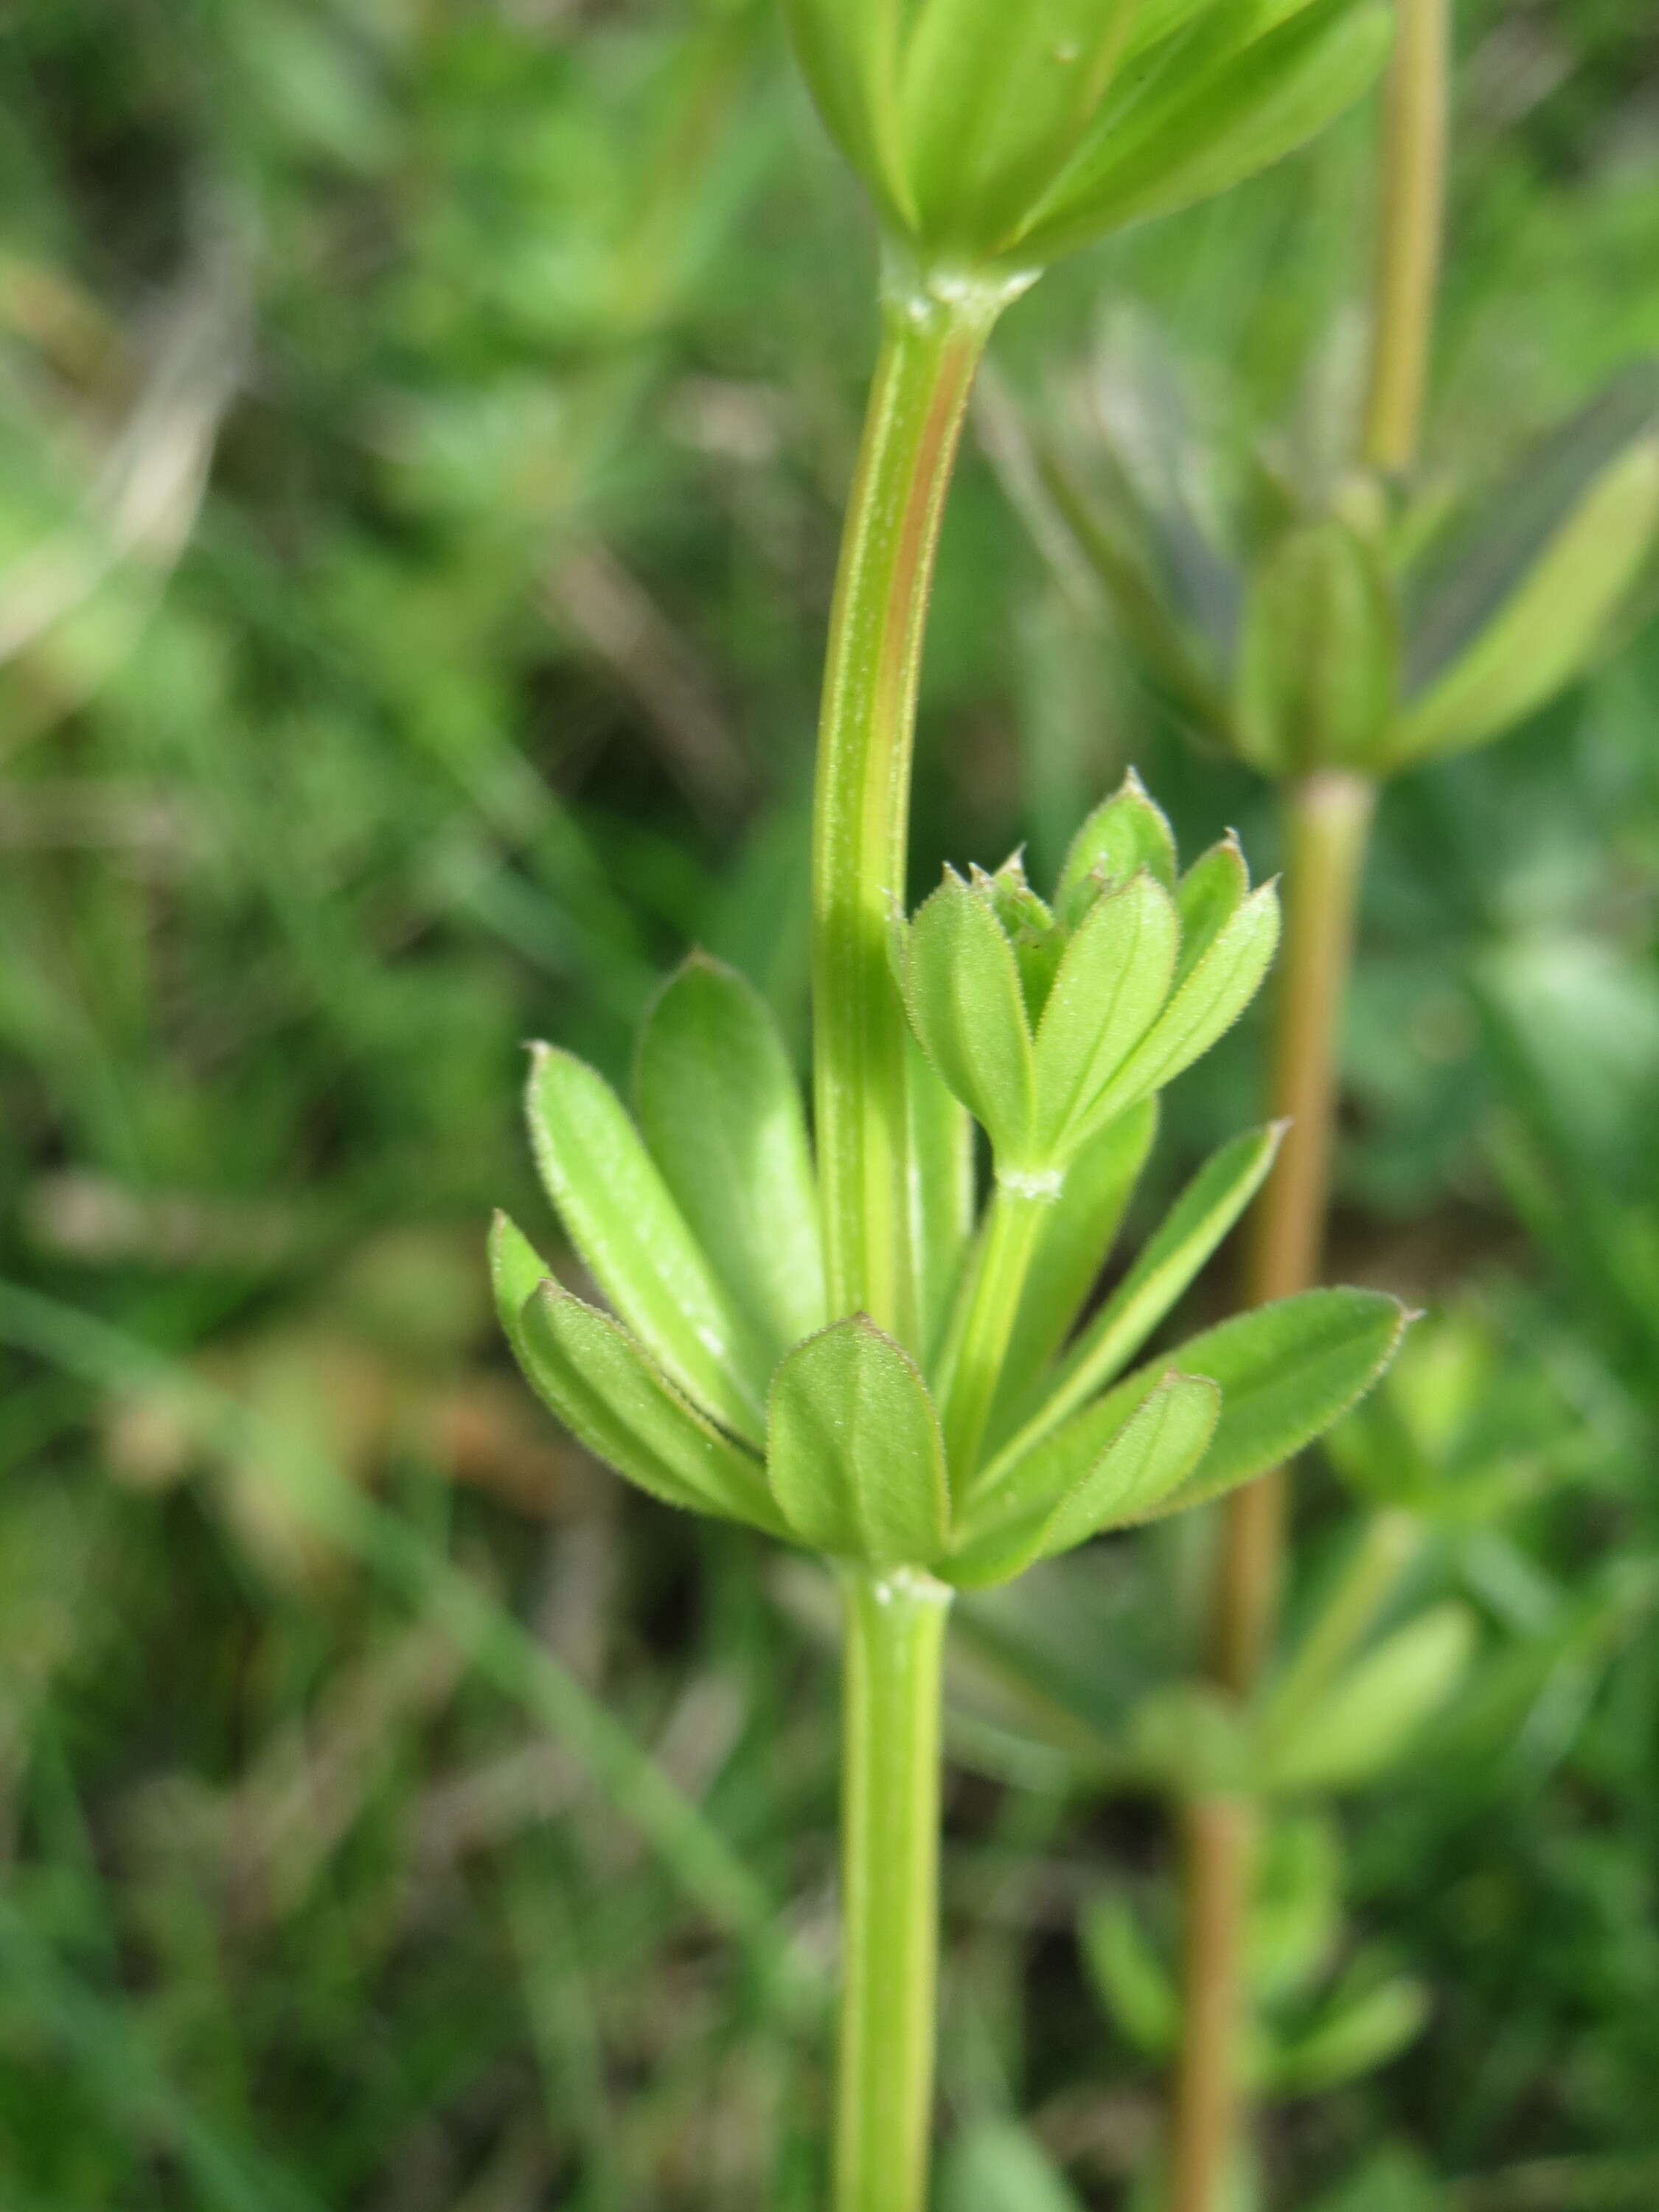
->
<box><xmin>1043</xmin><ymin>1121</ymin><xmax>1285</xmax><ymax>1429</ymax></box>
<box><xmin>1267</xmin><ymin>1964</ymin><xmax>1430</xmax><ymax>2093</ymax></box>
<box><xmin>634</xmin><ymin>953</ymin><xmax>824</xmax><ymax>1360</ymax></box>
<box><xmin>986</xmin><ymin>1099</ymin><xmax>1158</xmax><ymax>1450</ymax></box>
<box><xmin>901</xmin><ymin>869</ymin><xmax>1037</xmax><ymax>1163</ymax></box>
<box><xmin>1054</xmin><ymin>767</ymin><xmax>1178</xmax><ymax>919</ymax></box>
<box><xmin>1147</xmin><ymin>1287</ymin><xmax>1411</xmax><ymax>1517</ymax></box>
<box><xmin>939</xmin><ymin>2123</ymin><xmax>1088</xmax><ymax>2212</ymax></box>
<box><xmin>905</xmin><ymin>1026</ymin><xmax>977</xmax><ymax>1363</ymax></box>
<box><xmin>525</xmin><ymin>1046</ymin><xmax>772</xmax><ymax>1444</ymax></box>
<box><xmin>970</xmin><ymin>856</ymin><xmax>1065</xmax><ymax>1022</ymax></box>
<box><xmin>488</xmin><ymin>1209</ymin><xmax>551</xmax><ymax>1365</ymax></box>
<box><xmin>980</xmin><ymin>1287</ymin><xmax>1406</xmax><ymax>1527</ymax></box>
<box><xmin>512</xmin><ymin>1280</ymin><xmax>781</xmax><ymax>1532</ymax></box>
<box><xmin>1251</xmin><ymin>1813</ymin><xmax>1342</xmax><ymax>2003</ymax></box>
<box><xmin>899</xmin><ymin>0</ymin><xmax>1139</xmax><ymax>259</ymax></box>
<box><xmin>1020</xmin><ymin>0</ymin><xmax>1392</xmax><ymax>257</ymax></box>
<box><xmin>1236</xmin><ymin>519</ymin><xmax>1397</xmax><ymax>776</ymax></box>
<box><xmin>782</xmin><ymin>0</ymin><xmax>912</xmax><ymax>235</ymax></box>
<box><xmin>1394</xmin><ymin>435</ymin><xmax>1659</xmax><ymax>762</ymax></box>
<box><xmin>1261</xmin><ymin>1603</ymin><xmax>1476</xmax><ymax>1790</ymax></box>
<box><xmin>1174</xmin><ymin>832</ymin><xmax>1249</xmax><ymax>988</ymax></box>
<box><xmin>767</xmin><ymin>1315</ymin><xmax>950</xmax><ymax>1566</ymax></box>
<box><xmin>1081</xmin><ymin>1895</ymin><xmax>1178</xmax><ymax>2056</ymax></box>
<box><xmin>949</xmin><ymin>1372</ymin><xmax>1218</xmax><ymax>1586</ymax></box>
<box><xmin>1083</xmin><ymin>881</ymin><xmax>1280</xmax><ymax>1130</ymax></box>
<box><xmin>1403</xmin><ymin>365</ymin><xmax>1659</xmax><ymax>692</ymax></box>
<box><xmin>1032</xmin><ymin>872</ymin><xmax>1179</xmax><ymax>1159</ymax></box>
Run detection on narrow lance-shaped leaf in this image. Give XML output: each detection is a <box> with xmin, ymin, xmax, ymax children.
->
<box><xmin>1041</xmin><ymin>1121</ymin><xmax>1285</xmax><ymax>1432</ymax></box>
<box><xmin>901</xmin><ymin>869</ymin><xmax>1037</xmax><ymax>1162</ymax></box>
<box><xmin>1081</xmin><ymin>881</ymin><xmax>1281</xmax><ymax>1134</ymax></box>
<box><xmin>1139</xmin><ymin>1287</ymin><xmax>1411</xmax><ymax>1518</ymax></box>
<box><xmin>905</xmin><ymin>1026</ymin><xmax>976</xmax><ymax>1363</ymax></box>
<box><xmin>510</xmin><ymin>1270</ymin><xmax>782</xmax><ymax>1533</ymax></box>
<box><xmin>489</xmin><ymin>1208</ymin><xmax>552</xmax><ymax>1368</ymax></box>
<box><xmin>975</xmin><ymin>1286</ymin><xmax>1406</xmax><ymax>1523</ymax></box>
<box><xmin>634</xmin><ymin>953</ymin><xmax>825</xmax><ymax>1362</ymax></box>
<box><xmin>1393</xmin><ymin>437</ymin><xmax>1659</xmax><ymax>763</ymax></box>
<box><xmin>972</xmin><ymin>858</ymin><xmax>1064</xmax><ymax>1023</ymax></box>
<box><xmin>948</xmin><ymin>1372</ymin><xmax>1218</xmax><ymax>1587</ymax></box>
<box><xmin>1082</xmin><ymin>1897</ymin><xmax>1179</xmax><ymax>2057</ymax></box>
<box><xmin>1266</xmin><ymin>1972</ymin><xmax>1430</xmax><ymax>2096</ymax></box>
<box><xmin>782</xmin><ymin>0</ymin><xmax>913</xmax><ymax>236</ymax></box>
<box><xmin>1019</xmin><ymin>0</ymin><xmax>1394</xmax><ymax>260</ymax></box>
<box><xmin>898</xmin><ymin>0</ymin><xmax>1138</xmax><ymax>257</ymax></box>
<box><xmin>526</xmin><ymin>1046</ymin><xmax>773</xmax><ymax>1444</ymax></box>
<box><xmin>1173</xmin><ymin>830</ymin><xmax>1248</xmax><ymax>987</ymax></box>
<box><xmin>1403</xmin><ymin>364</ymin><xmax>1659</xmax><ymax>691</ymax></box>
<box><xmin>985</xmin><ymin>1099</ymin><xmax>1158</xmax><ymax>1452</ymax></box>
<box><xmin>767</xmin><ymin>1315</ymin><xmax>950</xmax><ymax>1567</ymax></box>
<box><xmin>1260</xmin><ymin>1602</ymin><xmax>1476</xmax><ymax>1791</ymax></box>
<box><xmin>1032</xmin><ymin>872</ymin><xmax>1178</xmax><ymax>1158</ymax></box>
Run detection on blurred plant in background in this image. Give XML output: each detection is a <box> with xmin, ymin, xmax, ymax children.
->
<box><xmin>1</xmin><ymin>1</ymin><xmax>1658</xmax><ymax>2208</ymax></box>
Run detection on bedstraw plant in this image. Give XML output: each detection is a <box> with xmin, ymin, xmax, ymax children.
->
<box><xmin>493</xmin><ymin>5</ymin><xmax>1407</xmax><ymax>2208</ymax></box>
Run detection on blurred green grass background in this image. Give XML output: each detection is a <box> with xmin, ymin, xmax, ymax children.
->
<box><xmin>1</xmin><ymin>1</ymin><xmax>1658</xmax><ymax>2205</ymax></box>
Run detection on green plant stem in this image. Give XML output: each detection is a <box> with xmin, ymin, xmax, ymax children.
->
<box><xmin>1361</xmin><ymin>0</ymin><xmax>1450</xmax><ymax>474</ymax></box>
<box><xmin>835</xmin><ymin>1563</ymin><xmax>953</xmax><ymax>2212</ymax></box>
<box><xmin>1169</xmin><ymin>769</ymin><xmax>1375</xmax><ymax>2212</ymax></box>
<box><xmin>813</xmin><ymin>260</ymin><xmax>1021</xmax><ymax>1341</ymax></box>
<box><xmin>1218</xmin><ymin>771</ymin><xmax>1377</xmax><ymax>1688</ymax></box>
<box><xmin>935</xmin><ymin>1178</ymin><xmax>1053</xmax><ymax>1481</ymax></box>
<box><xmin>1167</xmin><ymin>1795</ymin><xmax>1255</xmax><ymax>2212</ymax></box>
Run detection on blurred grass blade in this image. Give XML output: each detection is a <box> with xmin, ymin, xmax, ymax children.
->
<box><xmin>0</xmin><ymin>1897</ymin><xmax>325</xmax><ymax>2212</ymax></box>
<box><xmin>0</xmin><ymin>1279</ymin><xmax>790</xmax><ymax>1970</ymax></box>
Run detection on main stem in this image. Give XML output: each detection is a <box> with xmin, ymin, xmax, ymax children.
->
<box><xmin>1167</xmin><ymin>771</ymin><xmax>1375</xmax><ymax>2212</ymax></box>
<box><xmin>835</xmin><ymin>1565</ymin><xmax>953</xmax><ymax>2212</ymax></box>
<box><xmin>812</xmin><ymin>262</ymin><xmax>1016</xmax><ymax>1341</ymax></box>
<box><xmin>815</xmin><ymin>254</ymin><xmax>1022</xmax><ymax>2212</ymax></box>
